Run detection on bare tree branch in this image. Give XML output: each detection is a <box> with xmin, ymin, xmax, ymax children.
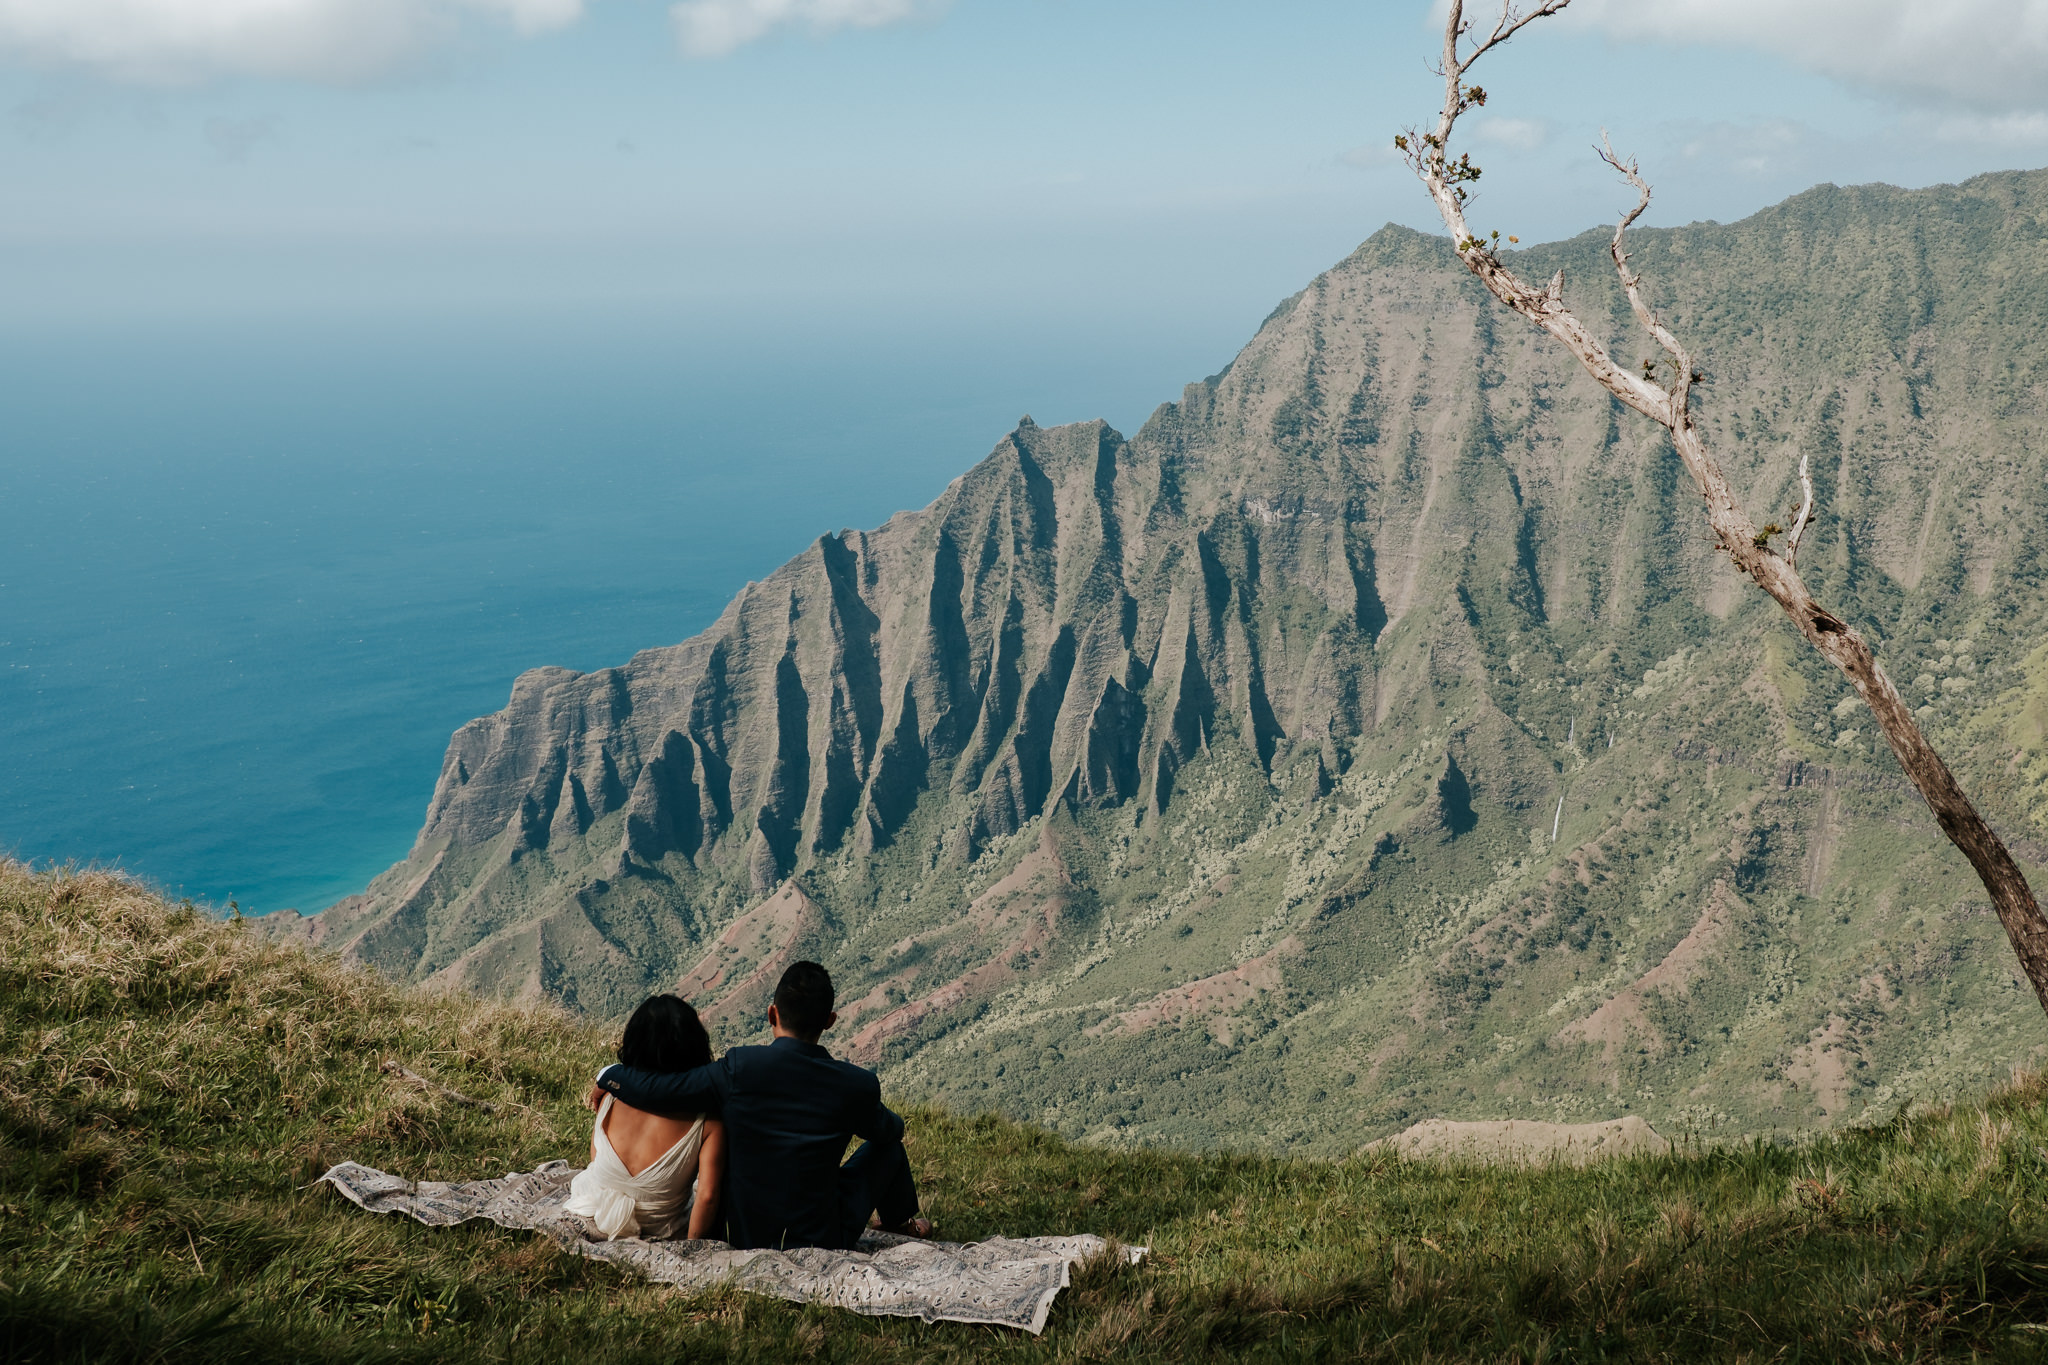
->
<box><xmin>1788</xmin><ymin>454</ymin><xmax>1816</xmax><ymax>568</ymax></box>
<box><xmin>1397</xmin><ymin>0</ymin><xmax>2048</xmax><ymax>1018</ymax></box>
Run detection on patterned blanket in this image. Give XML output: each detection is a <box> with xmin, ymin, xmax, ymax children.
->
<box><xmin>318</xmin><ymin>1161</ymin><xmax>1141</xmax><ymax>1333</ymax></box>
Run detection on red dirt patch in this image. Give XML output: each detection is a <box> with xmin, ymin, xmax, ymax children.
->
<box><xmin>1553</xmin><ymin>879</ymin><xmax>1736</xmax><ymax>1067</ymax></box>
<box><xmin>674</xmin><ymin>882</ymin><xmax>821</xmax><ymax>1031</ymax></box>
<box><xmin>1785</xmin><ymin>1015</ymin><xmax>1858</xmax><ymax>1117</ymax></box>
<box><xmin>1090</xmin><ymin>937</ymin><xmax>1302</xmax><ymax>1046</ymax></box>
<box><xmin>840</xmin><ymin>837</ymin><xmax>1071</xmax><ymax>1064</ymax></box>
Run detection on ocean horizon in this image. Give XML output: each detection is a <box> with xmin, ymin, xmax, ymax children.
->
<box><xmin>1</xmin><ymin>304</ymin><xmax>1244</xmax><ymax>914</ymax></box>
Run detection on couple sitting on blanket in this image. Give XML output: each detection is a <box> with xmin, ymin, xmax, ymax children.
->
<box><xmin>563</xmin><ymin>960</ymin><xmax>933</xmax><ymax>1250</ymax></box>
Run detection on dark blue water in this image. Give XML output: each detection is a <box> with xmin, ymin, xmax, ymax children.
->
<box><xmin>0</xmin><ymin>306</ymin><xmax>1240</xmax><ymax>912</ymax></box>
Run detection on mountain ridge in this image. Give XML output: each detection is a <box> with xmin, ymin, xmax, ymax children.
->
<box><xmin>281</xmin><ymin>167</ymin><xmax>2048</xmax><ymax>1150</ymax></box>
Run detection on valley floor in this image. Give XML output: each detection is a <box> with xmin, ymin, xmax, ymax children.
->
<box><xmin>5</xmin><ymin>860</ymin><xmax>2048</xmax><ymax>1362</ymax></box>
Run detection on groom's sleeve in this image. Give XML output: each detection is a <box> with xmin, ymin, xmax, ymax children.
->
<box><xmin>853</xmin><ymin>1079</ymin><xmax>904</xmax><ymax>1144</ymax></box>
<box><xmin>597</xmin><ymin>1057</ymin><xmax>727</xmax><ymax>1117</ymax></box>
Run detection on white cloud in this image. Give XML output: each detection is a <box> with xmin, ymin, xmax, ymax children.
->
<box><xmin>1568</xmin><ymin>0</ymin><xmax>2048</xmax><ymax>112</ymax></box>
<box><xmin>203</xmin><ymin>112</ymin><xmax>276</xmax><ymax>159</ymax></box>
<box><xmin>1338</xmin><ymin>140</ymin><xmax>1402</xmax><ymax>170</ymax></box>
<box><xmin>1469</xmin><ymin>116</ymin><xmax>1548</xmax><ymax>151</ymax></box>
<box><xmin>1675</xmin><ymin>119</ymin><xmax>1806</xmax><ymax>177</ymax></box>
<box><xmin>671</xmin><ymin>0</ymin><xmax>941</xmax><ymax>59</ymax></box>
<box><xmin>0</xmin><ymin>0</ymin><xmax>585</xmax><ymax>84</ymax></box>
<box><xmin>1922</xmin><ymin>109</ymin><xmax>2048</xmax><ymax>145</ymax></box>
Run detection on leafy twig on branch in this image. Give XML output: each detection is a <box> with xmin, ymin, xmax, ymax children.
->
<box><xmin>1397</xmin><ymin>0</ymin><xmax>2048</xmax><ymax>1017</ymax></box>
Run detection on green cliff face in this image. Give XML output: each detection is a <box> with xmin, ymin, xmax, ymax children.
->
<box><xmin>287</xmin><ymin>169</ymin><xmax>2048</xmax><ymax>1152</ymax></box>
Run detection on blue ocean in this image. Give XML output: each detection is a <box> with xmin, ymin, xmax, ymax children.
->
<box><xmin>0</xmin><ymin>307</ymin><xmax>1237</xmax><ymax>913</ymax></box>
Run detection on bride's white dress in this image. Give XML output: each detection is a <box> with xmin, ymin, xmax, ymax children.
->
<box><xmin>563</xmin><ymin>1094</ymin><xmax>704</xmax><ymax>1240</ymax></box>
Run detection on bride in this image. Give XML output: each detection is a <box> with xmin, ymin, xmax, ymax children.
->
<box><xmin>565</xmin><ymin>994</ymin><xmax>726</xmax><ymax>1241</ymax></box>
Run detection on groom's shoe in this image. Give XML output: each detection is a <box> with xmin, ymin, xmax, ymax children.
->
<box><xmin>871</xmin><ymin>1214</ymin><xmax>936</xmax><ymax>1239</ymax></box>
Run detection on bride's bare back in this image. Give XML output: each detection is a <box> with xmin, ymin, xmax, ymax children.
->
<box><xmin>599</xmin><ymin>1097</ymin><xmax>701</xmax><ymax>1177</ymax></box>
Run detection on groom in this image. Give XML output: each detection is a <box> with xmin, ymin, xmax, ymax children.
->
<box><xmin>595</xmin><ymin>960</ymin><xmax>927</xmax><ymax>1250</ymax></box>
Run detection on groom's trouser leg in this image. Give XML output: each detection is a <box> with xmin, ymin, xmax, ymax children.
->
<box><xmin>838</xmin><ymin>1137</ymin><xmax>919</xmax><ymax>1240</ymax></box>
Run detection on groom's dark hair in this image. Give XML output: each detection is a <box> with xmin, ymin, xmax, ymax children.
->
<box><xmin>774</xmin><ymin>961</ymin><xmax>835</xmax><ymax>1040</ymax></box>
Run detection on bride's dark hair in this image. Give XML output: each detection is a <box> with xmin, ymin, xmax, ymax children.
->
<box><xmin>617</xmin><ymin>994</ymin><xmax>713</xmax><ymax>1073</ymax></box>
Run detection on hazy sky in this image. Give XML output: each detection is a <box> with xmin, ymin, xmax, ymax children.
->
<box><xmin>5</xmin><ymin>1</ymin><xmax>2048</xmax><ymax>340</ymax></box>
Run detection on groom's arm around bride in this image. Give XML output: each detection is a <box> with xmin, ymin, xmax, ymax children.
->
<box><xmin>598</xmin><ymin>960</ymin><xmax>927</xmax><ymax>1251</ymax></box>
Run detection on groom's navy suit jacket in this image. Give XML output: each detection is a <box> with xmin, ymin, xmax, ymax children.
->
<box><xmin>598</xmin><ymin>1036</ymin><xmax>903</xmax><ymax>1251</ymax></box>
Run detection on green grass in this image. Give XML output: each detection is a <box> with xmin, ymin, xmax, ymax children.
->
<box><xmin>7</xmin><ymin>861</ymin><xmax>2048</xmax><ymax>1361</ymax></box>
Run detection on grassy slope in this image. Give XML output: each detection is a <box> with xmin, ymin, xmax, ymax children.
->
<box><xmin>8</xmin><ymin>862</ymin><xmax>2048</xmax><ymax>1362</ymax></box>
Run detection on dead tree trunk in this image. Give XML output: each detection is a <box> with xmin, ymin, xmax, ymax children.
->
<box><xmin>1400</xmin><ymin>0</ymin><xmax>2048</xmax><ymax>1018</ymax></box>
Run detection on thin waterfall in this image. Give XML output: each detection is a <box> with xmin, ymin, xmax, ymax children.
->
<box><xmin>1551</xmin><ymin>792</ymin><xmax>1565</xmax><ymax>842</ymax></box>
